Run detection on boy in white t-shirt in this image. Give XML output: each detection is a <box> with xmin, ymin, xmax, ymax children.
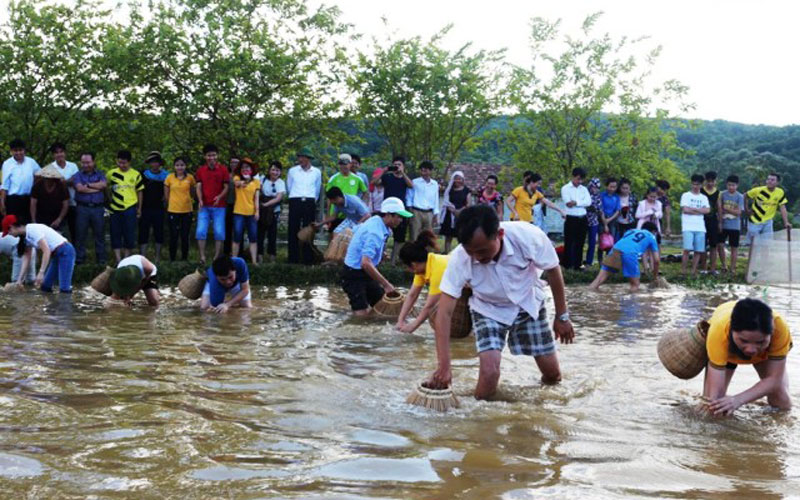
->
<box><xmin>680</xmin><ymin>174</ymin><xmax>711</xmax><ymax>277</ymax></box>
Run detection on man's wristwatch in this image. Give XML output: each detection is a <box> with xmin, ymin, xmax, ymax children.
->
<box><xmin>557</xmin><ymin>312</ymin><xmax>571</xmax><ymax>323</ymax></box>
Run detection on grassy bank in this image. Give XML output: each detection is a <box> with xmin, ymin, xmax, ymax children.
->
<box><xmin>0</xmin><ymin>253</ymin><xmax>748</xmax><ymax>290</ymax></box>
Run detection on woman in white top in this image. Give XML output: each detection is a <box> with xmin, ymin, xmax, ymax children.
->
<box><xmin>0</xmin><ymin>234</ymin><xmax>36</xmax><ymax>285</ymax></box>
<box><xmin>110</xmin><ymin>254</ymin><xmax>159</xmax><ymax>306</ymax></box>
<box><xmin>256</xmin><ymin>161</ymin><xmax>286</xmax><ymax>263</ymax></box>
<box><xmin>2</xmin><ymin>215</ymin><xmax>76</xmax><ymax>293</ymax></box>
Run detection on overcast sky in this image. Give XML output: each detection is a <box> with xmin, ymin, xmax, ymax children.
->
<box><xmin>2</xmin><ymin>0</ymin><xmax>796</xmax><ymax>126</ymax></box>
<box><xmin>332</xmin><ymin>0</ymin><xmax>799</xmax><ymax>126</ymax></box>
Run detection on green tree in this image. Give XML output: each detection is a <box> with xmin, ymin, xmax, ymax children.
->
<box><xmin>126</xmin><ymin>0</ymin><xmax>351</xmax><ymax>164</ymax></box>
<box><xmin>504</xmin><ymin>13</ymin><xmax>694</xmax><ymax>192</ymax></box>
<box><xmin>0</xmin><ymin>0</ymin><xmax>128</xmax><ymax>163</ymax></box>
<box><xmin>351</xmin><ymin>25</ymin><xmax>506</xmax><ymax>175</ymax></box>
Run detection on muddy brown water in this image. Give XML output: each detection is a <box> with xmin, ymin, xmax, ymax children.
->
<box><xmin>0</xmin><ymin>284</ymin><xmax>798</xmax><ymax>498</ymax></box>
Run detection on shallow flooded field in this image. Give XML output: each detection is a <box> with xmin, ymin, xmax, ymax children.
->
<box><xmin>0</xmin><ymin>284</ymin><xmax>798</xmax><ymax>498</ymax></box>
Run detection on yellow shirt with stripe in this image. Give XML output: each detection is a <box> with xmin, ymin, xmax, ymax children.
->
<box><xmin>511</xmin><ymin>186</ymin><xmax>544</xmax><ymax>222</ymax></box>
<box><xmin>233</xmin><ymin>176</ymin><xmax>260</xmax><ymax>216</ymax></box>
<box><xmin>164</xmin><ymin>173</ymin><xmax>196</xmax><ymax>213</ymax></box>
<box><xmin>746</xmin><ymin>186</ymin><xmax>787</xmax><ymax>224</ymax></box>
<box><xmin>412</xmin><ymin>252</ymin><xmax>449</xmax><ymax>295</ymax></box>
<box><xmin>706</xmin><ymin>300</ymin><xmax>792</xmax><ymax>368</ymax></box>
<box><xmin>108</xmin><ymin>168</ymin><xmax>143</xmax><ymax>212</ymax></box>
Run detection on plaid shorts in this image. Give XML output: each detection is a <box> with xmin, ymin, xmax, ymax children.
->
<box><xmin>472</xmin><ymin>306</ymin><xmax>556</xmax><ymax>357</ymax></box>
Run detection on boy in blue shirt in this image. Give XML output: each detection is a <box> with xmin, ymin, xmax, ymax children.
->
<box><xmin>201</xmin><ymin>255</ymin><xmax>252</xmax><ymax>312</ymax></box>
<box><xmin>589</xmin><ymin>222</ymin><xmax>660</xmax><ymax>292</ymax></box>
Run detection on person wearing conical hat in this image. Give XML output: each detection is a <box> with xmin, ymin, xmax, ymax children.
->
<box><xmin>703</xmin><ymin>298</ymin><xmax>792</xmax><ymax>415</ymax></box>
<box><xmin>286</xmin><ymin>147</ymin><xmax>321</xmax><ymax>265</ymax></box>
<box><xmin>30</xmin><ymin>165</ymin><xmax>69</xmax><ymax>232</ymax></box>
<box><xmin>109</xmin><ymin>254</ymin><xmax>159</xmax><ymax>306</ymax></box>
<box><xmin>341</xmin><ymin>197</ymin><xmax>412</xmax><ymax>316</ymax></box>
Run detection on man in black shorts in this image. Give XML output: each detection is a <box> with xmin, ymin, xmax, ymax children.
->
<box><xmin>378</xmin><ymin>156</ymin><xmax>413</xmax><ymax>265</ymax></box>
<box><xmin>701</xmin><ymin>171</ymin><xmax>724</xmax><ymax>274</ymax></box>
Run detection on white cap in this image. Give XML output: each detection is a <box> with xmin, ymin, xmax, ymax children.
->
<box><xmin>380</xmin><ymin>197</ymin><xmax>413</xmax><ymax>218</ymax></box>
<box><xmin>338</xmin><ymin>153</ymin><xmax>352</xmax><ymax>164</ymax></box>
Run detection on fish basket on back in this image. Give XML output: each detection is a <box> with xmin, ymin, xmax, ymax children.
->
<box><xmin>406</xmin><ymin>381</ymin><xmax>460</xmax><ymax>412</ymax></box>
<box><xmin>373</xmin><ymin>290</ymin><xmax>406</xmax><ymax>318</ymax></box>
<box><xmin>178</xmin><ymin>269</ymin><xmax>208</xmax><ymax>300</ymax></box>
<box><xmin>324</xmin><ymin>228</ymin><xmax>354</xmax><ymax>263</ymax></box>
<box><xmin>90</xmin><ymin>266</ymin><xmax>115</xmax><ymax>296</ymax></box>
<box><xmin>297</xmin><ymin>225</ymin><xmax>317</xmax><ymax>245</ymax></box>
<box><xmin>657</xmin><ymin>320</ymin><xmax>709</xmax><ymax>379</ymax></box>
<box><xmin>430</xmin><ymin>287</ymin><xmax>473</xmax><ymax>338</ymax></box>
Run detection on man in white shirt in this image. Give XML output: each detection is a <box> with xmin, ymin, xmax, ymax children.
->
<box><xmin>429</xmin><ymin>205</ymin><xmax>576</xmax><ymax>400</ymax></box>
<box><xmin>286</xmin><ymin>147</ymin><xmax>322</xmax><ymax>264</ymax></box>
<box><xmin>45</xmin><ymin>142</ymin><xmax>79</xmax><ymax>239</ymax></box>
<box><xmin>560</xmin><ymin>168</ymin><xmax>592</xmax><ymax>269</ymax></box>
<box><xmin>408</xmin><ymin>160</ymin><xmax>440</xmax><ymax>241</ymax></box>
<box><xmin>1</xmin><ymin>138</ymin><xmax>41</xmax><ymax>220</ymax></box>
<box><xmin>680</xmin><ymin>174</ymin><xmax>711</xmax><ymax>277</ymax></box>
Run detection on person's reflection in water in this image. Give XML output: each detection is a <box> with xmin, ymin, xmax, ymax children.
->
<box><xmin>617</xmin><ymin>295</ymin><xmax>644</xmax><ymax>341</ymax></box>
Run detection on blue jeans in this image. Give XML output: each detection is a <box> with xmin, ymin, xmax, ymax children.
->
<box><xmin>233</xmin><ymin>214</ymin><xmax>257</xmax><ymax>243</ymax></box>
<box><xmin>586</xmin><ymin>224</ymin><xmax>599</xmax><ymax>265</ymax></box>
<box><xmin>110</xmin><ymin>206</ymin><xmax>137</xmax><ymax>249</ymax></box>
<box><xmin>75</xmin><ymin>204</ymin><xmax>106</xmax><ymax>263</ymax></box>
<box><xmin>41</xmin><ymin>243</ymin><xmax>76</xmax><ymax>293</ymax></box>
<box><xmin>196</xmin><ymin>207</ymin><xmax>226</xmax><ymax>241</ymax></box>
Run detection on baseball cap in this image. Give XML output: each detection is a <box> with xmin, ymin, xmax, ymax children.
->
<box><xmin>2</xmin><ymin>215</ymin><xmax>18</xmax><ymax>236</ymax></box>
<box><xmin>338</xmin><ymin>153</ymin><xmax>352</xmax><ymax>165</ymax></box>
<box><xmin>380</xmin><ymin>197</ymin><xmax>413</xmax><ymax>218</ymax></box>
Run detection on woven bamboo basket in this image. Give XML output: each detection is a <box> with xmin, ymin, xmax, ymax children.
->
<box><xmin>601</xmin><ymin>249</ymin><xmax>622</xmax><ymax>271</ymax></box>
<box><xmin>297</xmin><ymin>225</ymin><xmax>317</xmax><ymax>244</ymax></box>
<box><xmin>2</xmin><ymin>282</ymin><xmax>23</xmax><ymax>292</ymax></box>
<box><xmin>90</xmin><ymin>266</ymin><xmax>115</xmax><ymax>296</ymax></box>
<box><xmin>373</xmin><ymin>290</ymin><xmax>406</xmax><ymax>318</ymax></box>
<box><xmin>657</xmin><ymin>320</ymin><xmax>710</xmax><ymax>379</ymax></box>
<box><xmin>406</xmin><ymin>381</ymin><xmax>459</xmax><ymax>412</ymax></box>
<box><xmin>324</xmin><ymin>228</ymin><xmax>354</xmax><ymax>263</ymax></box>
<box><xmin>178</xmin><ymin>269</ymin><xmax>208</xmax><ymax>300</ymax></box>
<box><xmin>430</xmin><ymin>287</ymin><xmax>473</xmax><ymax>338</ymax></box>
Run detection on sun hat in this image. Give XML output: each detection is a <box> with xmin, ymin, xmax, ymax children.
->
<box><xmin>338</xmin><ymin>153</ymin><xmax>352</xmax><ymax>165</ymax></box>
<box><xmin>109</xmin><ymin>265</ymin><xmax>142</xmax><ymax>298</ymax></box>
<box><xmin>380</xmin><ymin>197</ymin><xmax>413</xmax><ymax>218</ymax></box>
<box><xmin>2</xmin><ymin>215</ymin><xmax>18</xmax><ymax>236</ymax></box>
<box><xmin>145</xmin><ymin>151</ymin><xmax>164</xmax><ymax>165</ymax></box>
<box><xmin>35</xmin><ymin>165</ymin><xmax>64</xmax><ymax>179</ymax></box>
<box><xmin>296</xmin><ymin>147</ymin><xmax>314</xmax><ymax>159</ymax></box>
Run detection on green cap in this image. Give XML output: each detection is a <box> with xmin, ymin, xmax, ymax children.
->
<box><xmin>110</xmin><ymin>265</ymin><xmax>142</xmax><ymax>298</ymax></box>
<box><xmin>296</xmin><ymin>147</ymin><xmax>314</xmax><ymax>159</ymax></box>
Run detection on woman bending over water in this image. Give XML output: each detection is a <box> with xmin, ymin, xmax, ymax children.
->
<box><xmin>704</xmin><ymin>298</ymin><xmax>792</xmax><ymax>415</ymax></box>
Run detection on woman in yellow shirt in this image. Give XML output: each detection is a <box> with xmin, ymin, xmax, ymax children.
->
<box><xmin>704</xmin><ymin>298</ymin><xmax>792</xmax><ymax>415</ymax></box>
<box><xmin>163</xmin><ymin>157</ymin><xmax>196</xmax><ymax>261</ymax></box>
<box><xmin>396</xmin><ymin>231</ymin><xmax>448</xmax><ymax>334</ymax></box>
<box><xmin>232</xmin><ymin>158</ymin><xmax>260</xmax><ymax>263</ymax></box>
<box><xmin>506</xmin><ymin>173</ymin><xmax>564</xmax><ymax>225</ymax></box>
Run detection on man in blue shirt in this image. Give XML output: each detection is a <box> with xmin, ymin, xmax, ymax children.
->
<box><xmin>341</xmin><ymin>197</ymin><xmax>412</xmax><ymax>316</ymax></box>
<box><xmin>315</xmin><ymin>187</ymin><xmax>370</xmax><ymax>235</ymax></box>
<box><xmin>201</xmin><ymin>255</ymin><xmax>252</xmax><ymax>312</ymax></box>
<box><xmin>589</xmin><ymin>222</ymin><xmax>660</xmax><ymax>292</ymax></box>
<box><xmin>73</xmin><ymin>151</ymin><xmax>108</xmax><ymax>265</ymax></box>
<box><xmin>1</xmin><ymin>139</ymin><xmax>41</xmax><ymax>220</ymax></box>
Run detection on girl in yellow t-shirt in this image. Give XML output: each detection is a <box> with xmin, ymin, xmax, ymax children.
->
<box><xmin>232</xmin><ymin>159</ymin><xmax>261</xmax><ymax>263</ymax></box>
<box><xmin>164</xmin><ymin>157</ymin><xmax>197</xmax><ymax>261</ymax></box>
<box><xmin>505</xmin><ymin>173</ymin><xmax>565</xmax><ymax>224</ymax></box>
<box><xmin>703</xmin><ymin>298</ymin><xmax>792</xmax><ymax>416</ymax></box>
<box><xmin>396</xmin><ymin>231</ymin><xmax>448</xmax><ymax>334</ymax></box>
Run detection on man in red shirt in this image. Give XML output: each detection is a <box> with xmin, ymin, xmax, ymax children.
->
<box><xmin>195</xmin><ymin>144</ymin><xmax>230</xmax><ymax>265</ymax></box>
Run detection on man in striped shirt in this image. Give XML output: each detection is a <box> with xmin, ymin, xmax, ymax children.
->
<box><xmin>746</xmin><ymin>173</ymin><xmax>792</xmax><ymax>243</ymax></box>
<box><xmin>107</xmin><ymin>150</ymin><xmax>143</xmax><ymax>263</ymax></box>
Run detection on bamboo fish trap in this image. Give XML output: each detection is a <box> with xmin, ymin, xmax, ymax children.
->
<box><xmin>406</xmin><ymin>382</ymin><xmax>460</xmax><ymax>412</ymax></box>
<box><xmin>373</xmin><ymin>290</ymin><xmax>406</xmax><ymax>318</ymax></box>
<box><xmin>90</xmin><ymin>266</ymin><xmax>115</xmax><ymax>296</ymax></box>
<box><xmin>324</xmin><ymin>228</ymin><xmax>354</xmax><ymax>263</ymax></box>
<box><xmin>178</xmin><ymin>269</ymin><xmax>208</xmax><ymax>300</ymax></box>
<box><xmin>657</xmin><ymin>320</ymin><xmax>709</xmax><ymax>380</ymax></box>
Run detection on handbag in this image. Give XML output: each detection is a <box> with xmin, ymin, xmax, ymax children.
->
<box><xmin>599</xmin><ymin>231</ymin><xmax>615</xmax><ymax>251</ymax></box>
